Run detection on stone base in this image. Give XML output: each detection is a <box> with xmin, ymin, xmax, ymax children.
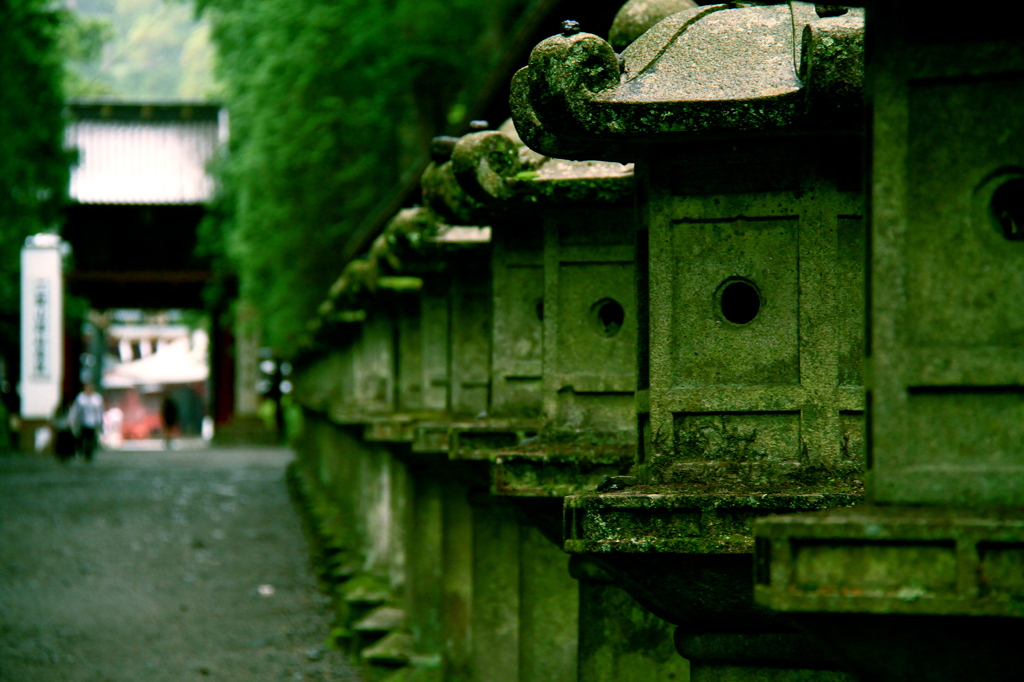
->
<box><xmin>755</xmin><ymin>505</ymin><xmax>1024</xmax><ymax>617</ymax></box>
<box><xmin>755</xmin><ymin>506</ymin><xmax>1024</xmax><ymax>680</ymax></box>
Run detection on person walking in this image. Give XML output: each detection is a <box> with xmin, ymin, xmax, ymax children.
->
<box><xmin>69</xmin><ymin>383</ymin><xmax>104</xmax><ymax>461</ymax></box>
<box><xmin>161</xmin><ymin>393</ymin><xmax>179</xmax><ymax>450</ymax></box>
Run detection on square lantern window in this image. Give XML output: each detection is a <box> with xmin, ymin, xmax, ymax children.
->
<box><xmin>354</xmin><ymin>308</ymin><xmax>396</xmax><ymax>417</ymax></box>
<box><xmin>420</xmin><ymin>276</ymin><xmax>451</xmax><ymax>415</ymax></box>
<box><xmin>395</xmin><ymin>292</ymin><xmax>423</xmax><ymax>414</ymax></box>
<box><xmin>640</xmin><ymin>141</ymin><xmax>866</xmax><ymax>492</ymax></box>
<box><xmin>544</xmin><ymin>206</ymin><xmax>637</xmax><ymax>436</ymax></box>
<box><xmin>449</xmin><ymin>260</ymin><xmax>492</xmax><ymax>418</ymax></box>
<box><xmin>869</xmin><ymin>73</ymin><xmax>1024</xmax><ymax>506</ymax></box>
<box><xmin>490</xmin><ymin>220</ymin><xmax>544</xmax><ymax>419</ymax></box>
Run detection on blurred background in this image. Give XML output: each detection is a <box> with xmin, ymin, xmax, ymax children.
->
<box><xmin>2</xmin><ymin>0</ymin><xmax>632</xmax><ymax>452</ymax></box>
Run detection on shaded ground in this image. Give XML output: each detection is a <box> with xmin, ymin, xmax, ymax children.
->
<box><xmin>0</xmin><ymin>445</ymin><xmax>362</xmax><ymax>682</ymax></box>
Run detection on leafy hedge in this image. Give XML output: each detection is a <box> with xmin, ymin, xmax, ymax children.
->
<box><xmin>199</xmin><ymin>0</ymin><xmax>534</xmax><ymax>354</ymax></box>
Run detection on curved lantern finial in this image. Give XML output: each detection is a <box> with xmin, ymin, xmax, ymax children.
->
<box><xmin>450</xmin><ymin>130</ymin><xmax>522</xmax><ymax>205</ymax></box>
<box><xmin>511</xmin><ymin>2</ymin><xmax>864</xmax><ymax>161</ymax></box>
<box><xmin>422</xmin><ymin>120</ymin><xmax>633</xmax><ymax>223</ymax></box>
<box><xmin>510</xmin><ymin>26</ymin><xmax>622</xmax><ymax>160</ymax></box>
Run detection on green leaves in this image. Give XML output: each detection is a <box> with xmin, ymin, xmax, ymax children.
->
<box><xmin>201</xmin><ymin>0</ymin><xmax>532</xmax><ymax>355</ymax></box>
<box><xmin>0</xmin><ymin>0</ymin><xmax>70</xmax><ymax>377</ymax></box>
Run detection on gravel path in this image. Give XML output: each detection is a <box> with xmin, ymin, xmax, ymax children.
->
<box><xmin>0</xmin><ymin>445</ymin><xmax>361</xmax><ymax>682</ymax></box>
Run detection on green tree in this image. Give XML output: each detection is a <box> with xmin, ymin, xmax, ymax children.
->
<box><xmin>199</xmin><ymin>0</ymin><xmax>534</xmax><ymax>354</ymax></box>
<box><xmin>0</xmin><ymin>0</ymin><xmax>71</xmax><ymax>425</ymax></box>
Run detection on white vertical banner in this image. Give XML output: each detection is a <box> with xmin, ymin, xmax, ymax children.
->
<box><xmin>20</xmin><ymin>234</ymin><xmax>66</xmax><ymax>420</ymax></box>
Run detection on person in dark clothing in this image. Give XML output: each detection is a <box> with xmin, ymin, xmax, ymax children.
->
<box><xmin>161</xmin><ymin>394</ymin><xmax>179</xmax><ymax>449</ymax></box>
<box><xmin>69</xmin><ymin>383</ymin><xmax>103</xmax><ymax>461</ymax></box>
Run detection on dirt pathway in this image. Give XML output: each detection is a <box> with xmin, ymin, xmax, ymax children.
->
<box><xmin>0</xmin><ymin>446</ymin><xmax>361</xmax><ymax>682</ymax></box>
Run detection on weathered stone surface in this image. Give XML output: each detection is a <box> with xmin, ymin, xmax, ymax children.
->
<box><xmin>489</xmin><ymin>217</ymin><xmax>544</xmax><ymax>419</ymax></box>
<box><xmin>755</xmin><ymin>0</ymin><xmax>1024</xmax><ymax>604</ymax></box>
<box><xmin>565</xmin><ymin>490</ymin><xmax>857</xmax><ymax>554</ymax></box>
<box><xmin>291</xmin><ymin>415</ymin><xmax>408</xmax><ymax>612</ymax></box>
<box><xmin>448</xmin><ymin>421</ymin><xmax>542</xmax><ymax>460</ymax></box>
<box><xmin>635</xmin><ymin>138</ymin><xmax>866</xmax><ymax>496</ymax></box>
<box><xmin>302</xmin><ymin>201</ymin><xmax>495</xmax><ymax>431</ymax></box>
<box><xmin>554</xmin><ymin>135</ymin><xmax>865</xmax><ymax>678</ymax></box>
<box><xmin>542</xmin><ymin>204</ymin><xmax>637</xmax><ymax>439</ymax></box>
<box><xmin>355</xmin><ymin>606</ymin><xmax>406</xmax><ymax>633</ymax></box>
<box><xmin>491</xmin><ymin>453</ymin><xmax>632</xmax><ymax>497</ymax></box>
<box><xmin>511</xmin><ymin>3</ymin><xmax>864</xmax><ymax>160</ymax></box>
<box><xmin>574</xmin><ymin>561</ymin><xmax>691</xmax><ymax>682</ymax></box>
<box><xmin>319</xmin><ymin>206</ymin><xmax>488</xmax><ymax>320</ymax></box>
<box><xmin>290</xmin><ymin>4</ymin><xmax>876</xmax><ymax>680</ymax></box>
<box><xmin>292</xmin><ymin>348</ymin><xmax>353</xmax><ymax>416</ymax></box>
<box><xmin>418</xmin><ymin>121</ymin><xmax>639</xmax><ymax>478</ymax></box>
<box><xmin>362</xmin><ymin>630</ymin><xmax>414</xmax><ymax>666</ymax></box>
<box><xmin>412</xmin><ymin>421</ymin><xmax>457</xmax><ymax>454</ymax></box>
<box><xmin>363</xmin><ymin>415</ymin><xmax>419</xmax><ymax>443</ymax></box>
<box><xmin>518</xmin><ymin>523</ymin><xmax>579</xmax><ymax>682</ymax></box>
<box><xmin>757</xmin><ymin>506</ymin><xmax>1024</xmax><ymax>617</ymax></box>
<box><xmin>422</xmin><ymin>154</ymin><xmax>488</xmax><ymax>225</ymax></box>
<box><xmin>608</xmin><ymin>0</ymin><xmax>698</xmax><ymax>52</ymax></box>
<box><xmin>448</xmin><ymin>261</ymin><xmax>492</xmax><ymax>417</ymax></box>
<box><xmin>865</xmin><ymin>67</ymin><xmax>1024</xmax><ymax>507</ymax></box>
<box><xmin>451</xmin><ymin>129</ymin><xmax>521</xmax><ymax>204</ymax></box>
<box><xmin>503</xmin><ymin>8</ymin><xmax>871</xmax><ymax>675</ymax></box>
<box><xmin>572</xmin><ymin>550</ymin><xmax>780</xmax><ymax>631</ymax></box>
<box><xmin>422</xmin><ymin>120</ymin><xmax>632</xmax><ymax>225</ymax></box>
<box><xmin>752</xmin><ymin>4</ymin><xmax>1024</xmax><ymax>680</ymax></box>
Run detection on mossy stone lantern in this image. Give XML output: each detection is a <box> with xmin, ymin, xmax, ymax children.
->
<box><xmin>755</xmin><ymin>3</ymin><xmax>1024</xmax><ymax>679</ymax></box>
<box><xmin>424</xmin><ymin>117</ymin><xmax>673</xmax><ymax>682</ymax></box>
<box><xmin>513</xmin><ymin>3</ymin><xmax>866</xmax><ymax>678</ymax></box>
<box><xmin>425</xmin><ymin>126</ymin><xmax>546</xmax><ymax>422</ymax></box>
<box><xmin>424</xmin><ymin>119</ymin><xmax>637</xmax><ymax>490</ymax></box>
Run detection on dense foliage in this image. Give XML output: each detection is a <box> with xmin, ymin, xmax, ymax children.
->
<box><xmin>0</xmin><ymin>0</ymin><xmax>71</xmax><ymax>393</ymax></box>
<box><xmin>199</xmin><ymin>0</ymin><xmax>535</xmax><ymax>354</ymax></box>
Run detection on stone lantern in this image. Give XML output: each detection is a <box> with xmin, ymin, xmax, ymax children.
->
<box><xmin>424</xmin><ymin>119</ymin><xmax>638</xmax><ymax>493</ymax></box>
<box><xmin>513</xmin><ymin>3</ymin><xmax>866</xmax><ymax>679</ymax></box>
<box><xmin>424</xmin><ymin>102</ymin><xmax>691</xmax><ymax>677</ymax></box>
<box><xmin>754</xmin><ymin>2</ymin><xmax>1024</xmax><ymax>679</ymax></box>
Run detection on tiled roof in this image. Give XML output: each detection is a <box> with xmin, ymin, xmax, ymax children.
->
<box><xmin>65</xmin><ymin>103</ymin><xmax>226</xmax><ymax>205</ymax></box>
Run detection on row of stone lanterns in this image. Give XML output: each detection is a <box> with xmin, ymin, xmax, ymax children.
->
<box><xmin>290</xmin><ymin>62</ymin><xmax>670</xmax><ymax>681</ymax></box>
<box><xmin>291</xmin><ymin>1</ymin><xmax>1024</xmax><ymax>680</ymax></box>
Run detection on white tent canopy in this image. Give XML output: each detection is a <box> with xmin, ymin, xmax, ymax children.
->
<box><xmin>103</xmin><ymin>335</ymin><xmax>208</xmax><ymax>388</ymax></box>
